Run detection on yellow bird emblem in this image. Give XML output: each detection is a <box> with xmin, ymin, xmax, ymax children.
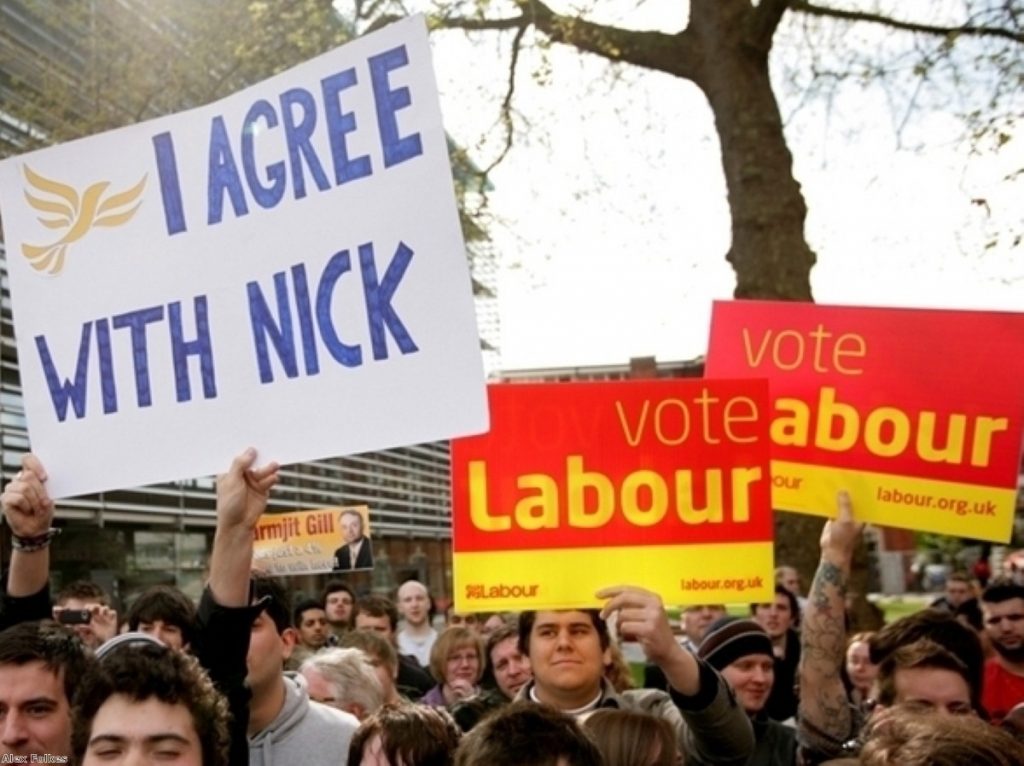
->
<box><xmin>20</xmin><ymin>164</ymin><xmax>147</xmax><ymax>275</ymax></box>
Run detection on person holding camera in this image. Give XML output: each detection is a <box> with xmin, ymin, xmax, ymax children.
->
<box><xmin>52</xmin><ymin>581</ymin><xmax>119</xmax><ymax>651</ymax></box>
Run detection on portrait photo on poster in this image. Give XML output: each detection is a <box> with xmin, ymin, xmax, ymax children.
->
<box><xmin>333</xmin><ymin>506</ymin><xmax>374</xmax><ymax>571</ymax></box>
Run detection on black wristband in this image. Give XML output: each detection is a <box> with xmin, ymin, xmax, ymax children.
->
<box><xmin>11</xmin><ymin>527</ymin><xmax>60</xmax><ymax>552</ymax></box>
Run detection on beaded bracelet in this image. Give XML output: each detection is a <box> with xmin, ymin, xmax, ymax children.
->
<box><xmin>11</xmin><ymin>527</ymin><xmax>60</xmax><ymax>552</ymax></box>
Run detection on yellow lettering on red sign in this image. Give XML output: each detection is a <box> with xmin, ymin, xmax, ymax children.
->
<box><xmin>467</xmin><ymin>456</ymin><xmax>761</xmax><ymax>533</ymax></box>
<box><xmin>771</xmin><ymin>386</ymin><xmax>1007</xmax><ymax>466</ymax></box>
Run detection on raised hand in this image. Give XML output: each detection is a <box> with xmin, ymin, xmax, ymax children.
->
<box><xmin>2</xmin><ymin>454</ymin><xmax>54</xmax><ymax>538</ymax></box>
<box><xmin>216</xmin><ymin>447</ymin><xmax>280</xmax><ymax>531</ymax></box>
<box><xmin>820</xmin><ymin>490</ymin><xmax>864</xmax><ymax>566</ymax></box>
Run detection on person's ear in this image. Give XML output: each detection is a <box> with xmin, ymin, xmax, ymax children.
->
<box><xmin>281</xmin><ymin>626</ymin><xmax>298</xmax><ymax>660</ymax></box>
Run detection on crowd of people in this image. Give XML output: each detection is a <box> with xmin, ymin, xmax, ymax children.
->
<box><xmin>3</xmin><ymin>454</ymin><xmax>1024</xmax><ymax>765</ymax></box>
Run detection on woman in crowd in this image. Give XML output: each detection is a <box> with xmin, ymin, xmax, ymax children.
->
<box><xmin>844</xmin><ymin>631</ymin><xmax>877</xmax><ymax>707</ymax></box>
<box><xmin>422</xmin><ymin>626</ymin><xmax>485</xmax><ymax>709</ymax></box>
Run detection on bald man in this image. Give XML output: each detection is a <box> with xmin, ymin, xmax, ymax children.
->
<box><xmin>395</xmin><ymin>581</ymin><xmax>437</xmax><ymax>668</ymax></box>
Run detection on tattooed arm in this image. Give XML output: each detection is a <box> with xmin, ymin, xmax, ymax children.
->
<box><xmin>798</xmin><ymin>491</ymin><xmax>864</xmax><ymax>762</ymax></box>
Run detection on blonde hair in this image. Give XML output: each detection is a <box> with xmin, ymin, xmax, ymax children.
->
<box><xmin>582</xmin><ymin>708</ymin><xmax>678</xmax><ymax>766</ymax></box>
<box><xmin>429</xmin><ymin>626</ymin><xmax>484</xmax><ymax>685</ymax></box>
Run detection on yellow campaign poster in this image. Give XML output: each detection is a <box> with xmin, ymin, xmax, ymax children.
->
<box><xmin>450</xmin><ymin>380</ymin><xmax>774</xmax><ymax>612</ymax></box>
<box><xmin>707</xmin><ymin>300</ymin><xmax>1024</xmax><ymax>542</ymax></box>
<box><xmin>252</xmin><ymin>505</ymin><xmax>373</xmax><ymax>576</ymax></box>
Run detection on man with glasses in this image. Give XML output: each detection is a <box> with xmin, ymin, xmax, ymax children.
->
<box><xmin>981</xmin><ymin>581</ymin><xmax>1024</xmax><ymax>723</ymax></box>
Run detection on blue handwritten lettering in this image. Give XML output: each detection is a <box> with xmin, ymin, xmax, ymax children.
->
<box><xmin>168</xmin><ymin>297</ymin><xmax>217</xmax><ymax>403</ymax></box>
<box><xmin>280</xmin><ymin>87</ymin><xmax>331</xmax><ymax>199</ymax></box>
<box><xmin>242</xmin><ymin>99</ymin><xmax>287</xmax><ymax>209</ymax></box>
<box><xmin>369</xmin><ymin>46</ymin><xmax>423</xmax><ymax>168</ymax></box>
<box><xmin>359</xmin><ymin>241</ymin><xmax>418</xmax><ymax>360</ymax></box>
<box><xmin>208</xmin><ymin>116</ymin><xmax>249</xmax><ymax>224</ymax></box>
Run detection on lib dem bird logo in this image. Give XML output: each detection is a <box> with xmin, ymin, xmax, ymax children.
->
<box><xmin>20</xmin><ymin>164</ymin><xmax>147</xmax><ymax>275</ymax></box>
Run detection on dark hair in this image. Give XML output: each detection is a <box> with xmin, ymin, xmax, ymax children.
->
<box><xmin>252</xmin><ymin>573</ymin><xmax>291</xmax><ymax>635</ymax></box>
<box><xmin>955</xmin><ymin>598</ymin><xmax>984</xmax><ymax>632</ymax></box>
<box><xmin>518</xmin><ymin>610</ymin><xmax>609</xmax><ymax>656</ymax></box>
<box><xmin>869</xmin><ymin>609</ymin><xmax>983</xmax><ymax>704</ymax></box>
<box><xmin>875</xmin><ymin>639</ymin><xmax>973</xmax><ymax>709</ymax></box>
<box><xmin>750</xmin><ymin>585</ymin><xmax>801</xmax><ymax>627</ymax></box>
<box><xmin>72</xmin><ymin>642</ymin><xmax>229</xmax><ymax>766</ymax></box>
<box><xmin>486</xmin><ymin>623</ymin><xmax>519</xmax><ymax>661</ymax></box>
<box><xmin>56</xmin><ymin>580</ymin><xmax>111</xmax><ymax>607</ymax></box>
<box><xmin>339</xmin><ymin>630</ymin><xmax>398</xmax><ymax>675</ymax></box>
<box><xmin>582</xmin><ymin>708</ymin><xmax>677</xmax><ymax>766</ymax></box>
<box><xmin>0</xmin><ymin>620</ymin><xmax>93</xmax><ymax>705</ymax></box>
<box><xmin>126</xmin><ymin>585</ymin><xmax>197</xmax><ymax>647</ymax></box>
<box><xmin>322</xmin><ymin>580</ymin><xmax>356</xmax><ymax>602</ymax></box>
<box><xmin>348</xmin><ymin>702</ymin><xmax>460</xmax><ymax>766</ymax></box>
<box><xmin>355</xmin><ymin>595</ymin><xmax>399</xmax><ymax>632</ymax></box>
<box><xmin>292</xmin><ymin>597</ymin><xmax>325</xmax><ymax>628</ymax></box>
<box><xmin>982</xmin><ymin>580</ymin><xmax>1024</xmax><ymax>606</ymax></box>
<box><xmin>455</xmin><ymin>700</ymin><xmax>603</xmax><ymax>766</ymax></box>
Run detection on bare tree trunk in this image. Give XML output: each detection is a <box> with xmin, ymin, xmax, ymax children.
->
<box><xmin>688</xmin><ymin>0</ymin><xmax>816</xmax><ymax>300</ymax></box>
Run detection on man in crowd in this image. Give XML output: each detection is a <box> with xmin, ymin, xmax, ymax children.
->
<box><xmin>775</xmin><ymin>567</ymin><xmax>802</xmax><ymax>600</ymax></box>
<box><xmin>0</xmin><ymin>456</ymin><xmax>90</xmax><ymax>762</ymax></box>
<box><xmin>873</xmin><ymin>639</ymin><xmax>974</xmax><ymax>716</ymax></box>
<box><xmin>450</xmin><ymin>622</ymin><xmax>533</xmax><ymax>731</ymax></box>
<box><xmin>353</xmin><ymin>594</ymin><xmax>434</xmax><ymax>699</ymax></box>
<box><xmin>775</xmin><ymin>565</ymin><xmax>808</xmax><ymax>612</ymax></box>
<box><xmin>126</xmin><ymin>584</ymin><xmax>197</xmax><ymax>652</ymax></box>
<box><xmin>932</xmin><ymin>571</ymin><xmax>974</xmax><ymax>612</ymax></box>
<box><xmin>332</xmin><ymin>508</ymin><xmax>374</xmax><ymax>571</ymax></box>
<box><xmin>455</xmin><ymin>701</ymin><xmax>603</xmax><ymax>766</ymax></box>
<box><xmin>698</xmin><ymin>618</ymin><xmax>796</xmax><ymax>764</ymax></box>
<box><xmin>299</xmin><ymin>647</ymin><xmax>384</xmax><ymax>720</ymax></box>
<box><xmin>246</xmin><ymin>575</ymin><xmax>359</xmax><ymax>764</ymax></box>
<box><xmin>293</xmin><ymin>598</ymin><xmax>330</xmax><ymax>653</ymax></box>
<box><xmin>682</xmin><ymin>604</ymin><xmax>728</xmax><ymax>652</ymax></box>
<box><xmin>71</xmin><ymin>640</ymin><xmax>230</xmax><ymax>766</ymax></box>
<box><xmin>798</xmin><ymin>492</ymin><xmax>987</xmax><ymax>764</ymax></box>
<box><xmin>339</xmin><ymin>629</ymin><xmax>403</xmax><ymax>705</ymax></box>
<box><xmin>981</xmin><ymin>580</ymin><xmax>1024</xmax><ymax>722</ymax></box>
<box><xmin>751</xmin><ymin>586</ymin><xmax>800</xmax><ymax>721</ymax></box>
<box><xmin>515</xmin><ymin>586</ymin><xmax>754</xmax><ymax>764</ymax></box>
<box><xmin>194</xmin><ymin>447</ymin><xmax>358</xmax><ymax>765</ymax></box>
<box><xmin>52</xmin><ymin>580</ymin><xmax>119</xmax><ymax>651</ymax></box>
<box><xmin>488</xmin><ymin>622</ymin><xmax>531</xmax><ymax>700</ymax></box>
<box><xmin>395</xmin><ymin>579</ymin><xmax>437</xmax><ymax>668</ymax></box>
<box><xmin>0</xmin><ymin>620</ymin><xmax>91</xmax><ymax>761</ymax></box>
<box><xmin>322</xmin><ymin>581</ymin><xmax>356</xmax><ymax>637</ymax></box>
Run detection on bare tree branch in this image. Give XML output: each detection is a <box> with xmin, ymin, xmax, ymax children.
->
<box><xmin>510</xmin><ymin>0</ymin><xmax>700</xmax><ymax>79</ymax></box>
<box><xmin>430</xmin><ymin>13</ymin><xmax>530</xmax><ymax>32</ymax></box>
<box><xmin>792</xmin><ymin>1</ymin><xmax>1024</xmax><ymax>44</ymax></box>
<box><xmin>482</xmin><ymin>19</ymin><xmax>529</xmax><ymax>177</ymax></box>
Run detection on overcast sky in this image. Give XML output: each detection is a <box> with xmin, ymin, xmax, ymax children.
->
<box><xmin>418</xmin><ymin>1</ymin><xmax>1023</xmax><ymax>370</ymax></box>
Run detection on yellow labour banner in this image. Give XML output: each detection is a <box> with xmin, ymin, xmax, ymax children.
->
<box><xmin>450</xmin><ymin>380</ymin><xmax>775</xmax><ymax>611</ymax></box>
<box><xmin>706</xmin><ymin>300</ymin><xmax>1024</xmax><ymax>542</ymax></box>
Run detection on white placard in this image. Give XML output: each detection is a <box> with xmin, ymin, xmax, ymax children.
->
<box><xmin>0</xmin><ymin>15</ymin><xmax>488</xmax><ymax>498</ymax></box>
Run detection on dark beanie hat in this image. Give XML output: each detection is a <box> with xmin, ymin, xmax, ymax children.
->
<box><xmin>698</xmin><ymin>617</ymin><xmax>774</xmax><ymax>671</ymax></box>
